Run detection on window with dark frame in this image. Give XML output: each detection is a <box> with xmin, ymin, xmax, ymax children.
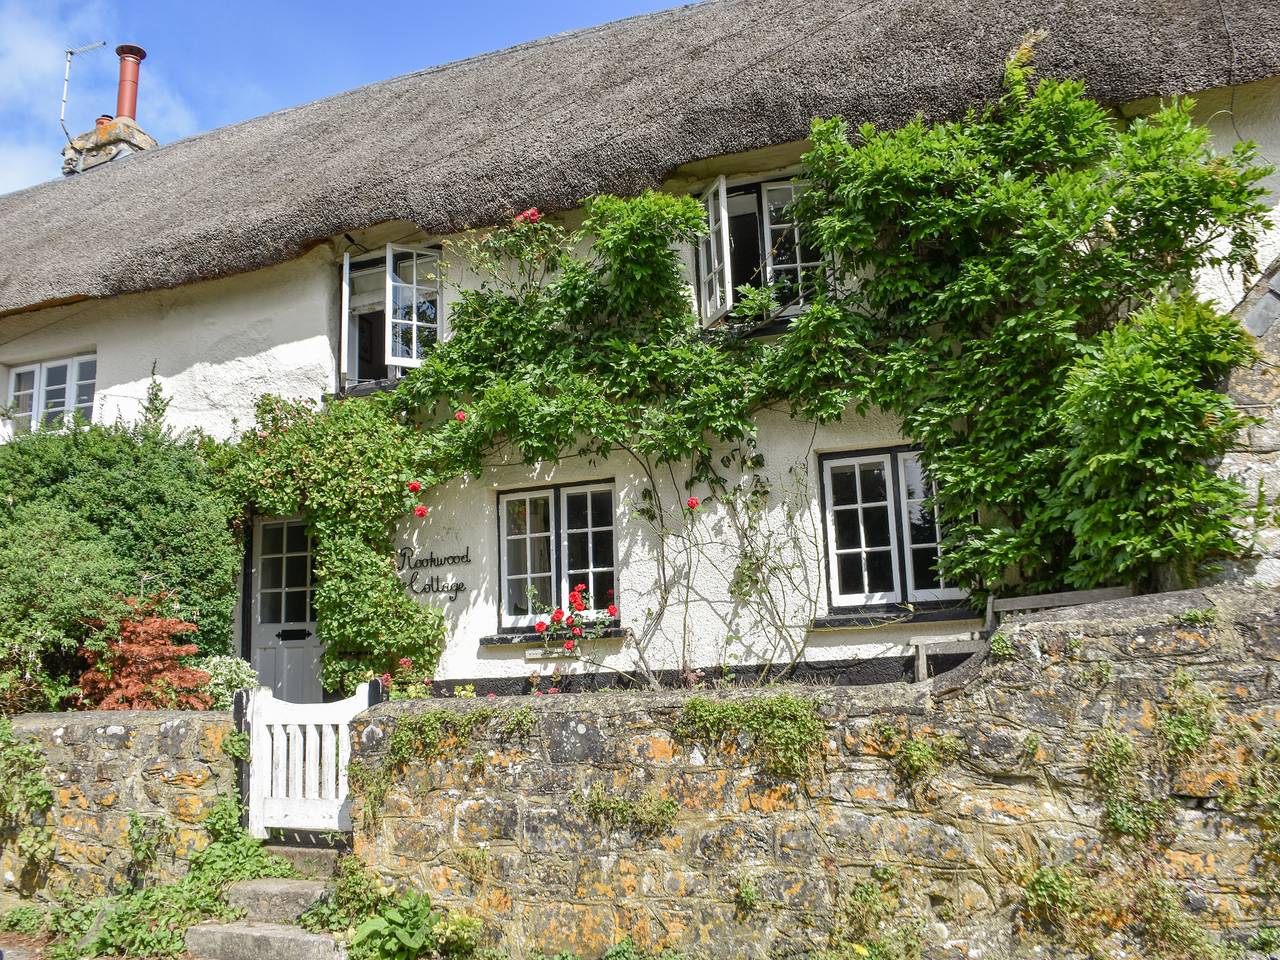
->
<box><xmin>498</xmin><ymin>483</ymin><xmax>617</xmax><ymax>630</ymax></box>
<box><xmin>820</xmin><ymin>449</ymin><xmax>965</xmax><ymax>610</ymax></box>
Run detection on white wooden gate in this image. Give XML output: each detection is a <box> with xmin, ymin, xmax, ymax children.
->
<box><xmin>244</xmin><ymin>682</ymin><xmax>375</xmax><ymax>838</ymax></box>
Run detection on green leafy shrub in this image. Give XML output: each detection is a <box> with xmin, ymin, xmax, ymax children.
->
<box><xmin>0</xmin><ymin>715</ymin><xmax>54</xmax><ymax>863</ymax></box>
<box><xmin>1158</xmin><ymin>670</ymin><xmax>1218</xmax><ymax>763</ymax></box>
<box><xmin>196</xmin><ymin>655</ymin><xmax>260</xmax><ymax>710</ymax></box>
<box><xmin>674</xmin><ymin>693</ymin><xmax>824</xmax><ymax>780</ymax></box>
<box><xmin>1085</xmin><ymin>727</ymin><xmax>1170</xmax><ymax>844</ymax></box>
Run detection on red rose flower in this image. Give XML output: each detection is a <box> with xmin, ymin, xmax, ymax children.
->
<box><xmin>563</xmin><ymin>640</ymin><xmax>575</xmax><ymax>652</ymax></box>
<box><xmin>379</xmin><ymin>672</ymin><xmax>392</xmax><ymax>687</ymax></box>
<box><xmin>551</xmin><ymin>609</ymin><xmax>565</xmax><ymax>624</ymax></box>
<box><xmin>565</xmin><ymin>616</ymin><xmax>574</xmax><ymax>627</ymax></box>
<box><xmin>687</xmin><ymin>496</ymin><xmax>700</xmax><ymax>509</ymax></box>
<box><xmin>514</xmin><ymin>207</ymin><xmax>541</xmax><ymax>224</ymax></box>
<box><xmin>534</xmin><ymin>690</ymin><xmax>544</xmax><ymax>696</ymax></box>
<box><xmin>407</xmin><ymin>481</ymin><xmax>421</xmax><ymax>493</ymax></box>
<box><xmin>398</xmin><ymin>657</ymin><xmax>413</xmax><ymax>669</ymax></box>
<box><xmin>572</xmin><ymin>626</ymin><xmax>582</xmax><ymax>637</ymax></box>
<box><xmin>414</xmin><ymin>505</ymin><xmax>428</xmax><ymax>518</ymax></box>
<box><xmin>535</xmin><ymin>621</ymin><xmax>548</xmax><ymax>634</ymax></box>
<box><xmin>575</xmin><ymin>583</ymin><xmax>587</xmax><ymax>593</ymax></box>
<box><xmin>572</xmin><ymin>600</ymin><xmax>585</xmax><ymax>613</ymax></box>
<box><xmin>455</xmin><ymin>410</ymin><xmax>467</xmax><ymax>422</ymax></box>
<box><xmin>547</xmin><ymin>687</ymin><xmax>559</xmax><ymax>694</ymax></box>
<box><xmin>607</xmin><ymin>603</ymin><xmax>618</xmax><ymax>617</ymax></box>
<box><xmin>607</xmin><ymin>588</ymin><xmax>614</xmax><ymax>597</ymax></box>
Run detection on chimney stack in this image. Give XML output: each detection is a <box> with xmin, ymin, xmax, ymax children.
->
<box><xmin>114</xmin><ymin>44</ymin><xmax>146</xmax><ymax>121</ymax></box>
<box><xmin>61</xmin><ymin>42</ymin><xmax>158</xmax><ymax>176</ymax></box>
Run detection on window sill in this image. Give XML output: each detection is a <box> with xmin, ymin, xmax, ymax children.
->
<box><xmin>811</xmin><ymin>600</ymin><xmax>979</xmax><ymax>630</ymax></box>
<box><xmin>338</xmin><ymin>378</ymin><xmax>398</xmax><ymax>397</ymax></box>
<box><xmin>479</xmin><ymin>624</ymin><xmax>629</xmax><ymax>647</ymax></box>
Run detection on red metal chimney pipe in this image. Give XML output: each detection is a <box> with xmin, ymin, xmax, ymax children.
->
<box><xmin>114</xmin><ymin>44</ymin><xmax>146</xmax><ymax>121</ymax></box>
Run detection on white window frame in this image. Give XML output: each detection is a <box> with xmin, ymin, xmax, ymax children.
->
<box><xmin>822</xmin><ymin>452</ymin><xmax>902</xmax><ymax>607</ymax></box>
<box><xmin>385</xmin><ymin>244</ymin><xmax>443</xmax><ymax>371</ymax></box>
<box><xmin>498</xmin><ymin>489</ymin><xmax>558</xmax><ymax>629</ymax></box>
<box><xmin>897</xmin><ymin>452</ymin><xmax>966</xmax><ymax>602</ymax></box>
<box><xmin>761</xmin><ymin>179</ymin><xmax>824</xmax><ymax>313</ymax></box>
<box><xmin>6</xmin><ymin>354</ymin><xmax>96</xmax><ymax>434</ymax></box>
<box><xmin>558</xmin><ymin>483</ymin><xmax>617</xmax><ymax>615</ymax></box>
<box><xmin>697</xmin><ymin>175</ymin><xmax>732</xmax><ymax>325</ymax></box>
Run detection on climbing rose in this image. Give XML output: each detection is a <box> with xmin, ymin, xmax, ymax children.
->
<box><xmin>572</xmin><ymin>600</ymin><xmax>585</xmax><ymax>613</ymax></box>
<box><xmin>565</xmin><ymin>616</ymin><xmax>574</xmax><ymax>627</ymax></box>
<box><xmin>515</xmin><ymin>207</ymin><xmax>541</xmax><ymax>224</ymax></box>
<box><xmin>455</xmin><ymin>410</ymin><xmax>467</xmax><ymax>422</ymax></box>
<box><xmin>687</xmin><ymin>497</ymin><xmax>700</xmax><ymax>509</ymax></box>
<box><xmin>563</xmin><ymin>640</ymin><xmax>575</xmax><ymax>651</ymax></box>
<box><xmin>407</xmin><ymin>481</ymin><xmax>421</xmax><ymax>493</ymax></box>
<box><xmin>414</xmin><ymin>505</ymin><xmax>428</xmax><ymax>518</ymax></box>
<box><xmin>535</xmin><ymin>621</ymin><xmax>548</xmax><ymax>634</ymax></box>
<box><xmin>607</xmin><ymin>604</ymin><xmax>618</xmax><ymax>617</ymax></box>
<box><xmin>575</xmin><ymin>583</ymin><xmax>587</xmax><ymax>593</ymax></box>
<box><xmin>398</xmin><ymin>657</ymin><xmax>412</xmax><ymax>669</ymax></box>
<box><xmin>572</xmin><ymin>626</ymin><xmax>582</xmax><ymax>637</ymax></box>
<box><xmin>551</xmin><ymin>609</ymin><xmax>565</xmax><ymax>623</ymax></box>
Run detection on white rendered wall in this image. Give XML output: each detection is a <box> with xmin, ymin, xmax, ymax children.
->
<box><xmin>0</xmin><ymin>249</ymin><xmax>336</xmax><ymax>440</ymax></box>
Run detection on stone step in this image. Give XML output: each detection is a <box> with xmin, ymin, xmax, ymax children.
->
<box><xmin>186</xmin><ymin>921</ymin><xmax>346</xmax><ymax>960</ymax></box>
<box><xmin>262</xmin><ymin>844</ymin><xmax>342</xmax><ymax>879</ymax></box>
<box><xmin>227</xmin><ymin>878</ymin><xmax>334</xmax><ymax>923</ymax></box>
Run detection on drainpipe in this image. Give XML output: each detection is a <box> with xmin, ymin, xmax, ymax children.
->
<box><xmin>114</xmin><ymin>44</ymin><xmax>146</xmax><ymax>121</ymax></box>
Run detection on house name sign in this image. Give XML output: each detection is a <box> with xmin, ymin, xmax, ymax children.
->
<box><xmin>396</xmin><ymin>546</ymin><xmax>471</xmax><ymax>602</ymax></box>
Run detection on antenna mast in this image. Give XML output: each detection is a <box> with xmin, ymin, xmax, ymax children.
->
<box><xmin>60</xmin><ymin>40</ymin><xmax>107</xmax><ymax>143</ymax></box>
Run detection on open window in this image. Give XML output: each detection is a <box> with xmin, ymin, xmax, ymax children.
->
<box><xmin>340</xmin><ymin>244</ymin><xmax>443</xmax><ymax>388</ymax></box>
<box><xmin>695</xmin><ymin>176</ymin><xmax>825</xmax><ymax>325</ymax></box>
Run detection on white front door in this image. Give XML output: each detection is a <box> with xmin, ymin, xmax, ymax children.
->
<box><xmin>251</xmin><ymin>517</ymin><xmax>324</xmax><ymax>703</ymax></box>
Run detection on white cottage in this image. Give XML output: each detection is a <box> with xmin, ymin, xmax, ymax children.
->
<box><xmin>1</xmin><ymin>0</ymin><xmax>1278</xmax><ymax>700</ymax></box>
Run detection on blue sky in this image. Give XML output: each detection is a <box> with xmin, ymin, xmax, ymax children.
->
<box><xmin>0</xmin><ymin>0</ymin><xmax>680</xmax><ymax>196</ymax></box>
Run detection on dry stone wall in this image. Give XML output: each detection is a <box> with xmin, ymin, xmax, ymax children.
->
<box><xmin>0</xmin><ymin>711</ymin><xmax>236</xmax><ymax>907</ymax></box>
<box><xmin>350</xmin><ymin>584</ymin><xmax>1280</xmax><ymax>959</ymax></box>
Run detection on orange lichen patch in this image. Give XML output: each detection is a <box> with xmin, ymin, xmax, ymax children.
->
<box><xmin>656</xmin><ymin>832</ymin><xmax>686</xmax><ymax>854</ymax></box>
<box><xmin>172</xmin><ymin>827</ymin><xmax>209</xmax><ymax>857</ymax></box>
<box><xmin>1163</xmin><ymin>849</ymin><xmax>1216</xmax><ymax>876</ymax></box>
<box><xmin>478</xmin><ymin>885</ymin><xmax>513</xmax><ymax>915</ymax></box>
<box><xmin>1172</xmin><ymin>763</ymin><xmax>1241</xmax><ymax>799</ymax></box>
<box><xmin>198</xmin><ymin>723</ymin><xmax>229</xmax><ymax>759</ymax></box>
<box><xmin>58</xmin><ymin>785</ymin><xmax>90</xmax><ymax>810</ymax></box>
<box><xmin>171</xmin><ymin>793</ymin><xmax>208</xmax><ymax>823</ymax></box>
<box><xmin>739</xmin><ymin>781</ymin><xmax>799</xmax><ymax>814</ymax></box>
<box><xmin>93</xmin><ymin>789</ymin><xmax>119</xmax><ymax>808</ymax></box>
<box><xmin>426</xmin><ymin>864</ymin><xmax>470</xmax><ymax>897</ymax></box>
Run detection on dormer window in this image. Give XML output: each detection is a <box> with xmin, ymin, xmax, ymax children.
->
<box><xmin>697</xmin><ymin>176</ymin><xmax>825</xmax><ymax>325</ymax></box>
<box><xmin>340</xmin><ymin>245</ymin><xmax>443</xmax><ymax>388</ymax></box>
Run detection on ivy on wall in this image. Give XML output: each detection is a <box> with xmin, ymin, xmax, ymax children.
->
<box><xmin>224</xmin><ymin>51</ymin><xmax>1273</xmax><ymax>691</ymax></box>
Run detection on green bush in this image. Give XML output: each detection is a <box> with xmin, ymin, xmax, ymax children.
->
<box><xmin>195</xmin><ymin>655</ymin><xmax>261</xmax><ymax>710</ymax></box>
<box><xmin>0</xmin><ymin>384</ymin><xmax>238</xmax><ymax>710</ymax></box>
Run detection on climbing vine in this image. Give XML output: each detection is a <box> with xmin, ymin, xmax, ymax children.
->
<box><xmin>224</xmin><ymin>49</ymin><xmax>1272</xmax><ymax>688</ymax></box>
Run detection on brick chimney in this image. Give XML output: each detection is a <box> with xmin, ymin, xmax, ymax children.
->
<box><xmin>62</xmin><ymin>44</ymin><xmax>158</xmax><ymax>176</ymax></box>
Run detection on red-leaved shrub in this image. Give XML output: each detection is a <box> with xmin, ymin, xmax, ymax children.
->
<box><xmin>79</xmin><ymin>597</ymin><xmax>212</xmax><ymax>710</ymax></box>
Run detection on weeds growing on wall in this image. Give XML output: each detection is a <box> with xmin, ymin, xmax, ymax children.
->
<box><xmin>673</xmin><ymin>692</ymin><xmax>824</xmax><ymax>779</ymax></box>
<box><xmin>0</xmin><ymin>716</ymin><xmax>54</xmax><ymax>867</ymax></box>
<box><xmin>226</xmin><ymin>48</ymin><xmax>1272</xmax><ymax>685</ymax></box>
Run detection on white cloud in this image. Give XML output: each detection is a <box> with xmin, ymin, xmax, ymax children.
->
<box><xmin>0</xmin><ymin>0</ymin><xmax>200</xmax><ymax>195</ymax></box>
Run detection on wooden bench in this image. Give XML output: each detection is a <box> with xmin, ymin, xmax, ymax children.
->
<box><xmin>984</xmin><ymin>585</ymin><xmax>1134</xmax><ymax>633</ymax></box>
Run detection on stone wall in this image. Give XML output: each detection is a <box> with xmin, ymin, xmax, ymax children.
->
<box><xmin>0</xmin><ymin>711</ymin><xmax>236</xmax><ymax>907</ymax></box>
<box><xmin>350</xmin><ymin>584</ymin><xmax>1280</xmax><ymax>959</ymax></box>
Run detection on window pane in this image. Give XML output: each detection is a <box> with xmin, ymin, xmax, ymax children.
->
<box><xmin>391</xmin><ymin>321</ymin><xmax>414</xmax><ymax>359</ymax></box>
<box><xmin>589</xmin><ymin>490</ymin><xmax>612</xmax><ymax>526</ymax></box>
<box><xmin>771</xmin><ymin>227</ymin><xmax>797</xmax><ymax>266</ymax></box>
<box><xmin>506</xmin><ymin>537</ymin><xmax>528</xmax><ymax>575</ymax></box>
<box><xmin>76</xmin><ymin>381</ymin><xmax>95</xmax><ymax>406</ymax></box>
<box><xmin>506</xmin><ymin>499</ymin><xmax>527</xmax><ymax>537</ymax></box>
<box><xmin>901</xmin><ymin>456</ymin><xmax>927</xmax><ymax>502</ymax></box>
<box><xmin>416</xmin><ymin>324</ymin><xmax>437</xmax><ymax>355</ymax></box>
<box><xmin>393</xmin><ymin>252</ymin><xmax>415</xmax><ymax>285</ymax></box>
<box><xmin>834</xmin><ymin>509</ymin><xmax>861</xmax><ymax>550</ymax></box>
<box><xmin>866</xmin><ymin>551</ymin><xmax>895</xmax><ymax>594</ymax></box>
<box><xmin>528</xmin><ymin>496</ymin><xmax>551</xmax><ymax>534</ymax></box>
<box><xmin>907</xmin><ymin>503</ymin><xmax>938</xmax><ymax>546</ymax></box>
<box><xmin>284</xmin><ymin>591</ymin><xmax>308</xmax><ymax>623</ymax></box>
<box><xmin>262</xmin><ymin>524</ymin><xmax>284</xmax><ymax>555</ymax></box>
<box><xmin>507</xmin><ymin>578</ymin><xmax>529</xmax><ymax>616</ymax></box>
<box><xmin>567</xmin><ymin>531</ymin><xmax>589</xmax><ymax>571</ymax></box>
<box><xmin>261</xmin><ymin>557</ymin><xmax>282</xmax><ymax>589</ymax></box>
<box><xmin>837</xmin><ymin>554</ymin><xmax>864</xmax><ymax>596</ymax></box>
<box><xmin>830</xmin><ymin>467</ymin><xmax>858</xmax><ymax>507</ymax></box>
<box><xmin>12</xmin><ymin>369</ymin><xmax>35</xmax><ymax>394</ymax></box>
<box><xmin>529</xmin><ymin>536</ymin><xmax>552</xmax><ymax>575</ymax></box>
<box><xmin>309</xmin><ymin>596</ymin><xmax>318</xmax><ymax>622</ymax></box>
<box><xmin>912</xmin><ymin>547</ymin><xmax>942</xmax><ymax>591</ymax></box>
<box><xmin>531</xmin><ymin>576</ymin><xmax>553</xmax><ymax>609</ymax></box>
<box><xmin>76</xmin><ymin>358</ymin><xmax>96</xmax><ymax>382</ymax></box>
<box><xmin>858</xmin><ymin>463</ymin><xmax>887</xmax><ymax>503</ymax></box>
<box><xmin>286</xmin><ymin>523</ymin><xmax>308</xmax><ymax>553</ymax></box>
<box><xmin>260</xmin><ymin>592</ymin><xmax>282</xmax><ymax>624</ymax></box>
<box><xmin>863</xmin><ymin>506</ymin><xmax>891</xmax><ymax>548</ymax></box>
<box><xmin>592</xmin><ymin>570</ymin><xmax>615</xmax><ymax>607</ymax></box>
<box><xmin>43</xmin><ymin>364</ymin><xmax>67</xmax><ymax>387</ymax></box>
<box><xmin>285</xmin><ymin>555</ymin><xmax>309</xmax><ymax>588</ymax></box>
<box><xmin>591</xmin><ymin>530</ymin><xmax>614</xmax><ymax>567</ymax></box>
<box><xmin>414</xmin><ymin>295</ymin><xmax>438</xmax><ymax>324</ymax></box>
<box><xmin>772</xmin><ymin>269</ymin><xmax>798</xmax><ymax>305</ymax></box>
<box><xmin>566</xmin><ymin>493</ymin><xmax>589</xmax><ymax>530</ymax></box>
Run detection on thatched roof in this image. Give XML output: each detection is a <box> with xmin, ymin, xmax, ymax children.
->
<box><xmin>1</xmin><ymin>0</ymin><xmax>1276</xmax><ymax>318</ymax></box>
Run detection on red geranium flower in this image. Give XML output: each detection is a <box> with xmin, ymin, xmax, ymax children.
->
<box><xmin>563</xmin><ymin>640</ymin><xmax>575</xmax><ymax>652</ymax></box>
<box><xmin>455</xmin><ymin>410</ymin><xmax>467</xmax><ymax>422</ymax></box>
<box><xmin>535</xmin><ymin>621</ymin><xmax>548</xmax><ymax>634</ymax></box>
<box><xmin>407</xmin><ymin>481</ymin><xmax>421</xmax><ymax>493</ymax></box>
<box><xmin>607</xmin><ymin>604</ymin><xmax>618</xmax><ymax>617</ymax></box>
<box><xmin>414</xmin><ymin>505</ymin><xmax>428</xmax><ymax>518</ymax></box>
<box><xmin>398</xmin><ymin>657</ymin><xmax>412</xmax><ymax>668</ymax></box>
<box><xmin>551</xmin><ymin>609</ymin><xmax>565</xmax><ymax>623</ymax></box>
<box><xmin>687</xmin><ymin>496</ymin><xmax>700</xmax><ymax>510</ymax></box>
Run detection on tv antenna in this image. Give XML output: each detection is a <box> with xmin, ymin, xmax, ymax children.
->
<box><xmin>60</xmin><ymin>40</ymin><xmax>107</xmax><ymax>142</ymax></box>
